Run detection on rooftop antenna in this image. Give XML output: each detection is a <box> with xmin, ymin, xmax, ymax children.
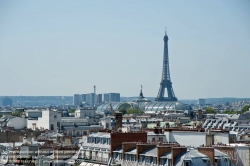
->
<box><xmin>165</xmin><ymin>27</ymin><xmax>167</xmax><ymax>35</ymax></box>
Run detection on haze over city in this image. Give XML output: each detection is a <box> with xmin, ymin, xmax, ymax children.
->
<box><xmin>0</xmin><ymin>0</ymin><xmax>250</xmax><ymax>99</ymax></box>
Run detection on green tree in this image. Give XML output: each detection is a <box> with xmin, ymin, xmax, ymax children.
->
<box><xmin>222</xmin><ymin>110</ymin><xmax>237</xmax><ymax>114</ymax></box>
<box><xmin>69</xmin><ymin>109</ymin><xmax>76</xmax><ymax>113</ymax></box>
<box><xmin>240</xmin><ymin>105</ymin><xmax>250</xmax><ymax>114</ymax></box>
<box><xmin>126</xmin><ymin>108</ymin><xmax>144</xmax><ymax>114</ymax></box>
<box><xmin>119</xmin><ymin>108</ymin><xmax>127</xmax><ymax>115</ymax></box>
<box><xmin>12</xmin><ymin>110</ymin><xmax>22</xmax><ymax>117</ymax></box>
<box><xmin>205</xmin><ymin>107</ymin><xmax>216</xmax><ymax>114</ymax></box>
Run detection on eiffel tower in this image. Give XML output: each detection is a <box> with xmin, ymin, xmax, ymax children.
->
<box><xmin>155</xmin><ymin>30</ymin><xmax>177</xmax><ymax>102</ymax></box>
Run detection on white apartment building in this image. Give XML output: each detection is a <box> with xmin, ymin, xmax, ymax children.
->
<box><xmin>61</xmin><ymin>107</ymin><xmax>104</xmax><ymax>136</ymax></box>
<box><xmin>75</xmin><ymin>107</ymin><xmax>95</xmax><ymax>118</ymax></box>
<box><xmin>26</xmin><ymin>108</ymin><xmax>104</xmax><ymax>137</ymax></box>
<box><xmin>26</xmin><ymin>109</ymin><xmax>61</xmax><ymax>131</ymax></box>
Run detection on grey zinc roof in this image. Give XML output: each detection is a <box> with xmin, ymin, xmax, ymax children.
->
<box><xmin>141</xmin><ymin>147</ymin><xmax>157</xmax><ymax>157</ymax></box>
<box><xmin>190</xmin><ymin>158</ymin><xmax>207</xmax><ymax>166</ymax></box>
<box><xmin>160</xmin><ymin>152</ymin><xmax>172</xmax><ymax>159</ymax></box>
<box><xmin>189</xmin><ymin>149</ymin><xmax>207</xmax><ymax>158</ymax></box>
<box><xmin>61</xmin><ymin>118</ymin><xmax>89</xmax><ymax>123</ymax></box>
<box><xmin>174</xmin><ymin>148</ymin><xmax>235</xmax><ymax>166</ymax></box>
<box><xmin>125</xmin><ymin>148</ymin><xmax>136</xmax><ymax>154</ymax></box>
<box><xmin>62</xmin><ymin>125</ymin><xmax>103</xmax><ymax>130</ymax></box>
<box><xmin>82</xmin><ymin>142</ymin><xmax>110</xmax><ymax>150</ymax></box>
<box><xmin>229</xmin><ymin>114</ymin><xmax>249</xmax><ymax>120</ymax></box>
<box><xmin>88</xmin><ymin>132</ymin><xmax>110</xmax><ymax>138</ymax></box>
<box><xmin>175</xmin><ymin>153</ymin><xmax>186</xmax><ymax>166</ymax></box>
<box><xmin>0</xmin><ymin>119</ymin><xmax>7</xmax><ymax>122</ymax></box>
<box><xmin>214</xmin><ymin>149</ymin><xmax>228</xmax><ymax>157</ymax></box>
<box><xmin>0</xmin><ymin>117</ymin><xmax>15</xmax><ymax>122</ymax></box>
<box><xmin>113</xmin><ymin>146</ymin><xmax>122</xmax><ymax>152</ymax></box>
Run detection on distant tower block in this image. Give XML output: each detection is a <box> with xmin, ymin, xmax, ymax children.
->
<box><xmin>198</xmin><ymin>99</ymin><xmax>205</xmax><ymax>106</ymax></box>
<box><xmin>155</xmin><ymin>30</ymin><xmax>177</xmax><ymax>102</ymax></box>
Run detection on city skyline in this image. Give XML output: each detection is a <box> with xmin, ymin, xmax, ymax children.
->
<box><xmin>0</xmin><ymin>1</ymin><xmax>250</xmax><ymax>99</ymax></box>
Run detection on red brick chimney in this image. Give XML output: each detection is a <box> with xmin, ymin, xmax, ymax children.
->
<box><xmin>122</xmin><ymin>142</ymin><xmax>137</xmax><ymax>160</ymax></box>
<box><xmin>136</xmin><ymin>143</ymin><xmax>157</xmax><ymax>161</ymax></box>
<box><xmin>110</xmin><ymin>132</ymin><xmax>147</xmax><ymax>157</ymax></box>
<box><xmin>198</xmin><ymin>147</ymin><xmax>214</xmax><ymax>166</ymax></box>
<box><xmin>157</xmin><ymin>146</ymin><xmax>172</xmax><ymax>165</ymax></box>
<box><xmin>171</xmin><ymin>147</ymin><xmax>187</xmax><ymax>166</ymax></box>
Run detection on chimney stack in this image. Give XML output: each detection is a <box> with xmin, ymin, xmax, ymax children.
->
<box><xmin>171</xmin><ymin>147</ymin><xmax>187</xmax><ymax>165</ymax></box>
<box><xmin>198</xmin><ymin>147</ymin><xmax>214</xmax><ymax>166</ymax></box>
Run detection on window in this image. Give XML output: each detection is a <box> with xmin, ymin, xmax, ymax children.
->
<box><xmin>214</xmin><ymin>158</ymin><xmax>221</xmax><ymax>166</ymax></box>
<box><xmin>131</xmin><ymin>155</ymin><xmax>136</xmax><ymax>161</ymax></box>
<box><xmin>153</xmin><ymin>157</ymin><xmax>157</xmax><ymax>164</ymax></box>
<box><xmin>54</xmin><ymin>115</ymin><xmax>57</xmax><ymax>119</ymax></box>
<box><xmin>125</xmin><ymin>154</ymin><xmax>128</xmax><ymax>160</ymax></box>
<box><xmin>139</xmin><ymin>156</ymin><xmax>144</xmax><ymax>162</ymax></box>
<box><xmin>185</xmin><ymin>161</ymin><xmax>190</xmax><ymax>166</ymax></box>
<box><xmin>160</xmin><ymin>158</ymin><xmax>167</xmax><ymax>165</ymax></box>
<box><xmin>50</xmin><ymin>124</ymin><xmax>54</xmax><ymax>130</ymax></box>
<box><xmin>168</xmin><ymin>159</ymin><xmax>172</xmax><ymax>166</ymax></box>
<box><xmin>152</xmin><ymin>137</ymin><xmax>155</xmax><ymax>142</ymax></box>
<box><xmin>118</xmin><ymin>153</ymin><xmax>122</xmax><ymax>160</ymax></box>
<box><xmin>113</xmin><ymin>152</ymin><xmax>118</xmax><ymax>159</ymax></box>
<box><xmin>145</xmin><ymin>156</ymin><xmax>151</xmax><ymax>163</ymax></box>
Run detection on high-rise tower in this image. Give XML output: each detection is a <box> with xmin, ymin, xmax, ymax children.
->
<box><xmin>155</xmin><ymin>30</ymin><xmax>177</xmax><ymax>102</ymax></box>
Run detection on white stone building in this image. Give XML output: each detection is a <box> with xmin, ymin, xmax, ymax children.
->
<box><xmin>75</xmin><ymin>107</ymin><xmax>95</xmax><ymax>118</ymax></box>
<box><xmin>26</xmin><ymin>109</ymin><xmax>61</xmax><ymax>131</ymax></box>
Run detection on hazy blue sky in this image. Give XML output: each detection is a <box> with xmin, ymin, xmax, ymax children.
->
<box><xmin>0</xmin><ymin>0</ymin><xmax>250</xmax><ymax>99</ymax></box>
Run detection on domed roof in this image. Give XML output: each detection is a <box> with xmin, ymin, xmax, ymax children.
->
<box><xmin>96</xmin><ymin>102</ymin><xmax>138</xmax><ymax>113</ymax></box>
<box><xmin>144</xmin><ymin>101</ymin><xmax>191</xmax><ymax>111</ymax></box>
<box><xmin>131</xmin><ymin>86</ymin><xmax>152</xmax><ymax>110</ymax></box>
<box><xmin>132</xmin><ymin>86</ymin><xmax>151</xmax><ymax>103</ymax></box>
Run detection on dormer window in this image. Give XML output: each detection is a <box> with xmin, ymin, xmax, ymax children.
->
<box><xmin>215</xmin><ymin>158</ymin><xmax>221</xmax><ymax>166</ymax></box>
<box><xmin>202</xmin><ymin>158</ymin><xmax>210</xmax><ymax>166</ymax></box>
<box><xmin>184</xmin><ymin>159</ymin><xmax>191</xmax><ymax>166</ymax></box>
<box><xmin>168</xmin><ymin>159</ymin><xmax>172</xmax><ymax>166</ymax></box>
